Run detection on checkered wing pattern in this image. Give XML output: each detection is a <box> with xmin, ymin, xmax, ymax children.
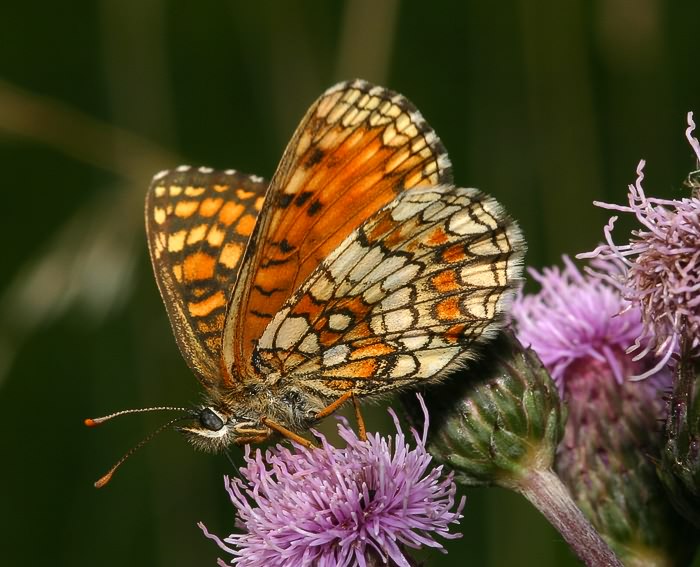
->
<box><xmin>254</xmin><ymin>185</ymin><xmax>525</xmax><ymax>397</ymax></box>
<box><xmin>224</xmin><ymin>80</ymin><xmax>453</xmax><ymax>378</ymax></box>
<box><xmin>146</xmin><ymin>167</ymin><xmax>267</xmax><ymax>387</ymax></box>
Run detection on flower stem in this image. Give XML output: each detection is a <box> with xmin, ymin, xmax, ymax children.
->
<box><xmin>517</xmin><ymin>468</ymin><xmax>623</xmax><ymax>567</ymax></box>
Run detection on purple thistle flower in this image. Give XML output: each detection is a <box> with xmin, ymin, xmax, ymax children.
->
<box><xmin>578</xmin><ymin>111</ymin><xmax>700</xmax><ymax>379</ymax></box>
<box><xmin>200</xmin><ymin>396</ymin><xmax>464</xmax><ymax>567</ymax></box>
<box><xmin>511</xmin><ymin>256</ymin><xmax>659</xmax><ymax>389</ymax></box>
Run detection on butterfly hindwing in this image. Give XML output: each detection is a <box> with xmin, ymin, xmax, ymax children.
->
<box><xmin>146</xmin><ymin>167</ymin><xmax>267</xmax><ymax>386</ymax></box>
<box><xmin>224</xmin><ymin>80</ymin><xmax>453</xmax><ymax>377</ymax></box>
<box><xmin>254</xmin><ymin>185</ymin><xmax>525</xmax><ymax>398</ymax></box>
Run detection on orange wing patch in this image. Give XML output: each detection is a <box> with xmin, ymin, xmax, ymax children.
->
<box><xmin>146</xmin><ymin>167</ymin><xmax>267</xmax><ymax>386</ymax></box>
<box><xmin>225</xmin><ymin>80</ymin><xmax>453</xmax><ymax>377</ymax></box>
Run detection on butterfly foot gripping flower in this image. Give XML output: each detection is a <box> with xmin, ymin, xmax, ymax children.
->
<box><xmin>513</xmin><ymin>258</ymin><xmax>697</xmax><ymax>566</ymax></box>
<box><xmin>200</xmin><ymin>396</ymin><xmax>464</xmax><ymax>567</ymax></box>
<box><xmin>404</xmin><ymin>332</ymin><xmax>623</xmax><ymax>566</ymax></box>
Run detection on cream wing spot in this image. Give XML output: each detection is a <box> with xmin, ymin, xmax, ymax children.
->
<box><xmin>463</xmin><ymin>290</ymin><xmax>500</xmax><ymax>319</ymax></box>
<box><xmin>382</xmin><ymin>262</ymin><xmax>421</xmax><ymax>292</ymax></box>
<box><xmin>468</xmin><ymin>238</ymin><xmax>504</xmax><ymax>256</ymax></box>
<box><xmin>369</xmin><ymin>314</ymin><xmax>386</xmax><ymax>335</ymax></box>
<box><xmin>400</xmin><ymin>334</ymin><xmax>430</xmax><ymax>350</ymax></box>
<box><xmin>389</xmin><ymin>355</ymin><xmax>418</xmax><ymax>379</ymax></box>
<box><xmin>316</xmin><ymin>90</ymin><xmax>344</xmax><ymax>118</ymax></box>
<box><xmin>460</xmin><ymin>264</ymin><xmax>500</xmax><ymax>287</ymax></box>
<box><xmin>284</xmin><ymin>167</ymin><xmax>308</xmax><ymax>196</ymax></box>
<box><xmin>379</xmin><ymin>287</ymin><xmax>412</xmax><ymax>311</ymax></box>
<box><xmin>207</xmin><ymin>225</ymin><xmax>226</xmax><ymax>247</ymax></box>
<box><xmin>343</xmin><ymin>88</ymin><xmax>361</xmax><ymax>105</ymax></box>
<box><xmin>395</xmin><ymin>113</ymin><xmax>410</xmax><ymax>133</ymax></box>
<box><xmin>326</xmin><ymin>101</ymin><xmax>350</xmax><ymax>124</ymax></box>
<box><xmin>275</xmin><ymin>317</ymin><xmax>310</xmax><ymax>350</ymax></box>
<box><xmin>390</xmin><ymin>192</ymin><xmax>439</xmax><ymax>221</ymax></box>
<box><xmin>361</xmin><ymin>256</ymin><xmax>407</xmax><ymax>288</ymax></box>
<box><xmin>186</xmin><ymin>224</ymin><xmax>208</xmax><ymax>245</ymax></box>
<box><xmin>414</xmin><ymin>347</ymin><xmax>461</xmax><ymax>378</ymax></box>
<box><xmin>361</xmin><ymin>282</ymin><xmax>387</xmax><ymax>305</ymax></box>
<box><xmin>428</xmin><ymin>203</ymin><xmax>461</xmax><ymax>222</ymax></box>
<box><xmin>309</xmin><ymin>272</ymin><xmax>335</xmax><ymax>302</ymax></box>
<box><xmin>298</xmin><ymin>333</ymin><xmax>320</xmax><ymax>354</ymax></box>
<box><xmin>329</xmin><ymin>240</ymin><xmax>367</xmax><ymax>283</ymax></box>
<box><xmin>219</xmin><ymin>242</ymin><xmax>244</xmax><ymax>269</ymax></box>
<box><xmin>447</xmin><ymin>208</ymin><xmax>491</xmax><ymax>236</ymax></box>
<box><xmin>258</xmin><ymin>308</ymin><xmax>289</xmax><ymax>350</ymax></box>
<box><xmin>323</xmin><ymin>344</ymin><xmax>350</xmax><ymax>367</ymax></box>
<box><xmin>329</xmin><ymin>313</ymin><xmax>352</xmax><ymax>331</ymax></box>
<box><xmin>384</xmin><ymin>147</ymin><xmax>412</xmax><ymax>173</ymax></box>
<box><xmin>348</xmin><ymin>247</ymin><xmax>385</xmax><ymax>283</ymax></box>
<box><xmin>184</xmin><ymin>186</ymin><xmax>206</xmax><ymax>197</ymax></box>
<box><xmin>167</xmin><ymin>230</ymin><xmax>187</xmax><ymax>252</ymax></box>
<box><xmin>383</xmin><ymin>308</ymin><xmax>416</xmax><ymax>333</ymax></box>
<box><xmin>365</xmin><ymin>95</ymin><xmax>381</xmax><ymax>110</ymax></box>
<box><xmin>154</xmin><ymin>207</ymin><xmax>167</xmax><ymax>224</ymax></box>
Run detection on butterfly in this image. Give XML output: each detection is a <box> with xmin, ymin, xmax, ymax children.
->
<box><xmin>124</xmin><ymin>80</ymin><xmax>525</xmax><ymax>459</ymax></box>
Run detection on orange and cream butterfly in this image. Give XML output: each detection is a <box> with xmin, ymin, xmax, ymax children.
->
<box><xmin>89</xmin><ymin>80</ymin><xmax>525</xmax><ymax>482</ymax></box>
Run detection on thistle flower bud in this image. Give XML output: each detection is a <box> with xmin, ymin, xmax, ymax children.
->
<box><xmin>405</xmin><ymin>332</ymin><xmax>564</xmax><ymax>489</ymax></box>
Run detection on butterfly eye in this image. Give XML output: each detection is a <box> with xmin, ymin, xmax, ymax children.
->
<box><xmin>199</xmin><ymin>408</ymin><xmax>225</xmax><ymax>431</ymax></box>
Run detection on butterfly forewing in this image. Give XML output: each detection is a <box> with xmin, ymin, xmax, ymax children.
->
<box><xmin>146</xmin><ymin>167</ymin><xmax>267</xmax><ymax>386</ymax></box>
<box><xmin>254</xmin><ymin>185</ymin><xmax>525</xmax><ymax>398</ymax></box>
<box><xmin>225</xmin><ymin>80</ymin><xmax>453</xmax><ymax>378</ymax></box>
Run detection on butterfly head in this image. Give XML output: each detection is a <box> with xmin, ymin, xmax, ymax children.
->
<box><xmin>179</xmin><ymin>384</ymin><xmax>325</xmax><ymax>451</ymax></box>
<box><xmin>179</xmin><ymin>404</ymin><xmax>271</xmax><ymax>452</ymax></box>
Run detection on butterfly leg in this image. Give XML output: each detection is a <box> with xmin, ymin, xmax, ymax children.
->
<box><xmin>314</xmin><ymin>391</ymin><xmax>353</xmax><ymax>420</ymax></box>
<box><xmin>234</xmin><ymin>433</ymin><xmax>270</xmax><ymax>445</ymax></box>
<box><xmin>314</xmin><ymin>391</ymin><xmax>367</xmax><ymax>441</ymax></box>
<box><xmin>261</xmin><ymin>417</ymin><xmax>316</xmax><ymax>449</ymax></box>
<box><xmin>352</xmin><ymin>394</ymin><xmax>367</xmax><ymax>441</ymax></box>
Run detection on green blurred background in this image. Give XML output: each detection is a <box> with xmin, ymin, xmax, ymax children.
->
<box><xmin>1</xmin><ymin>1</ymin><xmax>698</xmax><ymax>565</ymax></box>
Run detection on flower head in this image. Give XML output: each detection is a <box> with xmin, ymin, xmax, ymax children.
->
<box><xmin>200</xmin><ymin>397</ymin><xmax>464</xmax><ymax>567</ymax></box>
<box><xmin>578</xmin><ymin>112</ymin><xmax>700</xmax><ymax>378</ymax></box>
<box><xmin>511</xmin><ymin>256</ymin><xmax>657</xmax><ymax>389</ymax></box>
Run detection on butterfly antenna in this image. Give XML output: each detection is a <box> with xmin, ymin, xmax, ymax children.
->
<box><xmin>84</xmin><ymin>406</ymin><xmax>191</xmax><ymax>427</ymax></box>
<box><xmin>92</xmin><ymin>414</ymin><xmax>191</xmax><ymax>488</ymax></box>
<box><xmin>224</xmin><ymin>449</ymin><xmax>241</xmax><ymax>477</ymax></box>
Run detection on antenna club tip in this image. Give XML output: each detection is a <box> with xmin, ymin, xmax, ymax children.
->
<box><xmin>84</xmin><ymin>418</ymin><xmax>99</xmax><ymax>427</ymax></box>
<box><xmin>94</xmin><ymin>471</ymin><xmax>114</xmax><ymax>489</ymax></box>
